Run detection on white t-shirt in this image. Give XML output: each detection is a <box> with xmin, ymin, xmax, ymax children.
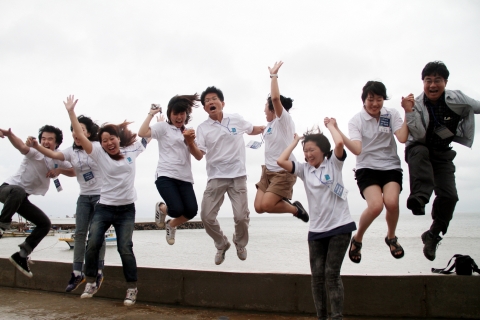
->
<box><xmin>264</xmin><ymin>110</ymin><xmax>296</xmax><ymax>172</ymax></box>
<box><xmin>150</xmin><ymin>121</ymin><xmax>193</xmax><ymax>184</ymax></box>
<box><xmin>4</xmin><ymin>148</ymin><xmax>72</xmax><ymax>196</ymax></box>
<box><xmin>348</xmin><ymin>107</ymin><xmax>403</xmax><ymax>171</ymax></box>
<box><xmin>197</xmin><ymin>113</ymin><xmax>253</xmax><ymax>180</ymax></box>
<box><xmin>88</xmin><ymin>139</ymin><xmax>146</xmax><ymax>206</ymax></box>
<box><xmin>61</xmin><ymin>142</ymin><xmax>103</xmax><ymax>195</ymax></box>
<box><xmin>294</xmin><ymin>154</ymin><xmax>353</xmax><ymax>233</ymax></box>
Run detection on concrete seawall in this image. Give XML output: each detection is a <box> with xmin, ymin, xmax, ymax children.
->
<box><xmin>1</xmin><ymin>258</ymin><xmax>478</xmax><ymax>318</ymax></box>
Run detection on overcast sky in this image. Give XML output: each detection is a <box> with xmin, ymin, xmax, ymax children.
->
<box><xmin>1</xmin><ymin>1</ymin><xmax>479</xmax><ymax>220</ymax></box>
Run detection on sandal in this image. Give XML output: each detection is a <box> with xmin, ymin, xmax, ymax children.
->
<box><xmin>385</xmin><ymin>236</ymin><xmax>405</xmax><ymax>259</ymax></box>
<box><xmin>349</xmin><ymin>236</ymin><xmax>362</xmax><ymax>264</ymax></box>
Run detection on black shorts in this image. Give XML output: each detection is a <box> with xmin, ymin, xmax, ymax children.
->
<box><xmin>355</xmin><ymin>168</ymin><xmax>403</xmax><ymax>199</ymax></box>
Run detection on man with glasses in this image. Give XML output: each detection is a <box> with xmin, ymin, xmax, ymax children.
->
<box><xmin>405</xmin><ymin>61</ymin><xmax>480</xmax><ymax>261</ymax></box>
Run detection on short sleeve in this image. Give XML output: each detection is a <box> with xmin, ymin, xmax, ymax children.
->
<box><xmin>196</xmin><ymin>124</ymin><xmax>207</xmax><ymax>153</ymax></box>
<box><xmin>391</xmin><ymin>108</ymin><xmax>404</xmax><ymax>134</ymax></box>
<box><xmin>150</xmin><ymin>122</ymin><xmax>165</xmax><ymax>140</ymax></box>
<box><xmin>293</xmin><ymin>160</ymin><xmax>305</xmax><ymax>180</ymax></box>
<box><xmin>233</xmin><ymin>113</ymin><xmax>254</xmax><ymax>135</ymax></box>
<box><xmin>88</xmin><ymin>142</ymin><xmax>103</xmax><ymax>162</ymax></box>
<box><xmin>60</xmin><ymin>148</ymin><xmax>72</xmax><ymax>162</ymax></box>
<box><xmin>348</xmin><ymin>116</ymin><xmax>362</xmax><ymax>142</ymax></box>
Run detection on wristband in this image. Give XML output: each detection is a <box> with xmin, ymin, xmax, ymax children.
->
<box><xmin>148</xmin><ymin>112</ymin><xmax>154</xmax><ymax>116</ymax></box>
<box><xmin>270</xmin><ymin>74</ymin><xmax>278</xmax><ymax>78</ymax></box>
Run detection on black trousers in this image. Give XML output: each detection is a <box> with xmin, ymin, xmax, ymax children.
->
<box><xmin>405</xmin><ymin>144</ymin><xmax>458</xmax><ymax>236</ymax></box>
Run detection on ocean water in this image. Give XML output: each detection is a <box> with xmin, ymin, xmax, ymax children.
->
<box><xmin>1</xmin><ymin>213</ymin><xmax>479</xmax><ymax>276</ymax></box>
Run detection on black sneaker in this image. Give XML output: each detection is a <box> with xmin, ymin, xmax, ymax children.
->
<box><xmin>407</xmin><ymin>197</ymin><xmax>425</xmax><ymax>216</ymax></box>
<box><xmin>9</xmin><ymin>252</ymin><xmax>33</xmax><ymax>278</ymax></box>
<box><xmin>65</xmin><ymin>273</ymin><xmax>85</xmax><ymax>292</ymax></box>
<box><xmin>421</xmin><ymin>230</ymin><xmax>442</xmax><ymax>261</ymax></box>
<box><xmin>293</xmin><ymin>201</ymin><xmax>309</xmax><ymax>222</ymax></box>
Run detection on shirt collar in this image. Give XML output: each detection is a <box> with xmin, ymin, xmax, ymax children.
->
<box><xmin>307</xmin><ymin>160</ymin><xmax>326</xmax><ymax>174</ymax></box>
<box><xmin>206</xmin><ymin>113</ymin><xmax>230</xmax><ymax>125</ymax></box>
<box><xmin>360</xmin><ymin>107</ymin><xmax>387</xmax><ymax>121</ymax></box>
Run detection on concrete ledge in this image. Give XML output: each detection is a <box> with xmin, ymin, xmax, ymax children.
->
<box><xmin>2</xmin><ymin>258</ymin><xmax>479</xmax><ymax>318</ymax></box>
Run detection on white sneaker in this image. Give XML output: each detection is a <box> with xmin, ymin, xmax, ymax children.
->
<box><xmin>233</xmin><ymin>234</ymin><xmax>247</xmax><ymax>261</ymax></box>
<box><xmin>124</xmin><ymin>288</ymin><xmax>138</xmax><ymax>306</ymax></box>
<box><xmin>165</xmin><ymin>220</ymin><xmax>176</xmax><ymax>245</ymax></box>
<box><xmin>214</xmin><ymin>242</ymin><xmax>231</xmax><ymax>265</ymax></box>
<box><xmin>155</xmin><ymin>202</ymin><xmax>167</xmax><ymax>228</ymax></box>
<box><xmin>80</xmin><ymin>282</ymin><xmax>98</xmax><ymax>299</ymax></box>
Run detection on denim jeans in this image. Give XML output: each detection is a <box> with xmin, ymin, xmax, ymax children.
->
<box><xmin>309</xmin><ymin>232</ymin><xmax>351</xmax><ymax>320</ymax></box>
<box><xmin>84</xmin><ymin>203</ymin><xmax>136</xmax><ymax>283</ymax></box>
<box><xmin>155</xmin><ymin>176</ymin><xmax>198</xmax><ymax>219</ymax></box>
<box><xmin>73</xmin><ymin>195</ymin><xmax>105</xmax><ymax>272</ymax></box>
<box><xmin>0</xmin><ymin>183</ymin><xmax>51</xmax><ymax>255</ymax></box>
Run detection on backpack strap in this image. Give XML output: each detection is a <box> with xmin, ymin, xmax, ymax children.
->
<box><xmin>431</xmin><ymin>254</ymin><xmax>463</xmax><ymax>274</ymax></box>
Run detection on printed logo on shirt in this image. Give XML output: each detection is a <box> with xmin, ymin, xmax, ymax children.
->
<box><xmin>54</xmin><ymin>164</ymin><xmax>58</xmax><ymax>169</ymax></box>
<box><xmin>127</xmin><ymin>157</ymin><xmax>133</xmax><ymax>164</ymax></box>
<box><xmin>231</xmin><ymin>127</ymin><xmax>237</xmax><ymax>135</ymax></box>
<box><xmin>266</xmin><ymin>127</ymin><xmax>273</xmax><ymax>135</ymax></box>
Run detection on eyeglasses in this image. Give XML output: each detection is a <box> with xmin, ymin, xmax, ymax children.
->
<box><xmin>423</xmin><ymin>78</ymin><xmax>445</xmax><ymax>85</ymax></box>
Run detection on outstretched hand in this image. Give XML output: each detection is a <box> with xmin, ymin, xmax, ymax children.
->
<box><xmin>0</xmin><ymin>128</ymin><xmax>12</xmax><ymax>138</ymax></box>
<box><xmin>268</xmin><ymin>61</ymin><xmax>283</xmax><ymax>75</ymax></box>
<box><xmin>156</xmin><ymin>114</ymin><xmax>165</xmax><ymax>122</ymax></box>
<box><xmin>26</xmin><ymin>136</ymin><xmax>39</xmax><ymax>148</ymax></box>
<box><xmin>63</xmin><ymin>95</ymin><xmax>78</xmax><ymax>112</ymax></box>
<box><xmin>401</xmin><ymin>94</ymin><xmax>415</xmax><ymax>112</ymax></box>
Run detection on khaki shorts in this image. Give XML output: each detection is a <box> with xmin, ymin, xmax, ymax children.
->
<box><xmin>255</xmin><ymin>165</ymin><xmax>297</xmax><ymax>199</ymax></box>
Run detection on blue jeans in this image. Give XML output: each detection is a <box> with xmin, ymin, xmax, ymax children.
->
<box><xmin>73</xmin><ymin>195</ymin><xmax>105</xmax><ymax>272</ymax></box>
<box><xmin>155</xmin><ymin>176</ymin><xmax>198</xmax><ymax>220</ymax></box>
<box><xmin>84</xmin><ymin>203</ymin><xmax>137</xmax><ymax>283</ymax></box>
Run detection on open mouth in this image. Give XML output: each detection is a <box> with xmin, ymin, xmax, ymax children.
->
<box><xmin>209</xmin><ymin>106</ymin><xmax>216</xmax><ymax>111</ymax></box>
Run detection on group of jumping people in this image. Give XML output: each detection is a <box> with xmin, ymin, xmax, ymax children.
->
<box><xmin>1</xmin><ymin>60</ymin><xmax>479</xmax><ymax>319</ymax></box>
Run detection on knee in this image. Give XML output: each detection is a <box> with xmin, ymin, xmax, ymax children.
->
<box><xmin>384</xmin><ymin>198</ymin><xmax>399</xmax><ymax>213</ymax></box>
<box><xmin>117</xmin><ymin>242</ymin><xmax>133</xmax><ymax>255</ymax></box>
<box><xmin>254</xmin><ymin>202</ymin><xmax>264</xmax><ymax>214</ymax></box>
<box><xmin>409</xmin><ymin>145</ymin><xmax>429</xmax><ymax>160</ymax></box>
<box><xmin>368</xmin><ymin>202</ymin><xmax>384</xmax><ymax>216</ymax></box>
<box><xmin>9</xmin><ymin>186</ymin><xmax>26</xmax><ymax>200</ymax></box>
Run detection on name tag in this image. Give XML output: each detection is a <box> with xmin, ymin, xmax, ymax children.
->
<box><xmin>83</xmin><ymin>171</ymin><xmax>96</xmax><ymax>185</ymax></box>
<box><xmin>246</xmin><ymin>141</ymin><xmax>262</xmax><ymax>149</ymax></box>
<box><xmin>331</xmin><ymin>182</ymin><xmax>348</xmax><ymax>200</ymax></box>
<box><xmin>378</xmin><ymin>114</ymin><xmax>391</xmax><ymax>133</ymax></box>
<box><xmin>434</xmin><ymin>125</ymin><xmax>454</xmax><ymax>139</ymax></box>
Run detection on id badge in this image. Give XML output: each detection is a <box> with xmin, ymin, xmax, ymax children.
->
<box><xmin>378</xmin><ymin>114</ymin><xmax>391</xmax><ymax>133</ymax></box>
<box><xmin>331</xmin><ymin>182</ymin><xmax>348</xmax><ymax>200</ymax></box>
<box><xmin>53</xmin><ymin>178</ymin><xmax>63</xmax><ymax>192</ymax></box>
<box><xmin>246</xmin><ymin>140</ymin><xmax>262</xmax><ymax>149</ymax></box>
<box><xmin>434</xmin><ymin>125</ymin><xmax>454</xmax><ymax>139</ymax></box>
<box><xmin>83</xmin><ymin>171</ymin><xmax>96</xmax><ymax>185</ymax></box>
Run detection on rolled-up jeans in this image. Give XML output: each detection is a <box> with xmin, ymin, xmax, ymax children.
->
<box><xmin>84</xmin><ymin>203</ymin><xmax>136</xmax><ymax>284</ymax></box>
<box><xmin>73</xmin><ymin>195</ymin><xmax>106</xmax><ymax>272</ymax></box>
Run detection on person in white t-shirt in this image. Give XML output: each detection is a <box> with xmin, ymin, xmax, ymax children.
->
<box><xmin>335</xmin><ymin>81</ymin><xmax>413</xmax><ymax>263</ymax></box>
<box><xmin>64</xmin><ymin>95</ymin><xmax>146</xmax><ymax>306</ymax></box>
<box><xmin>29</xmin><ymin>115</ymin><xmax>107</xmax><ymax>293</ymax></box>
<box><xmin>277</xmin><ymin>119</ymin><xmax>356</xmax><ymax>320</ymax></box>
<box><xmin>0</xmin><ymin>125</ymin><xmax>74</xmax><ymax>278</ymax></box>
<box><xmin>197</xmin><ymin>86</ymin><xmax>265</xmax><ymax>265</ymax></box>
<box><xmin>138</xmin><ymin>94</ymin><xmax>203</xmax><ymax>245</ymax></box>
<box><xmin>254</xmin><ymin>61</ymin><xmax>309</xmax><ymax>223</ymax></box>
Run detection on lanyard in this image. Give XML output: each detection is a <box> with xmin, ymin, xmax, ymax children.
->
<box><xmin>213</xmin><ymin>117</ymin><xmax>234</xmax><ymax>133</ymax></box>
<box><xmin>43</xmin><ymin>157</ymin><xmax>57</xmax><ymax>171</ymax></box>
<box><xmin>313</xmin><ymin>166</ymin><xmax>333</xmax><ymax>185</ymax></box>
<box><xmin>75</xmin><ymin>149</ymin><xmax>92</xmax><ymax>172</ymax></box>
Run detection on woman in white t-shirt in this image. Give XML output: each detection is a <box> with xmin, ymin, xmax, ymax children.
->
<box><xmin>64</xmin><ymin>95</ymin><xmax>146</xmax><ymax>306</ymax></box>
<box><xmin>336</xmin><ymin>81</ymin><xmax>413</xmax><ymax>263</ymax></box>
<box><xmin>277</xmin><ymin>119</ymin><xmax>356</xmax><ymax>320</ymax></box>
<box><xmin>138</xmin><ymin>95</ymin><xmax>202</xmax><ymax>245</ymax></box>
<box><xmin>30</xmin><ymin>115</ymin><xmax>107</xmax><ymax>293</ymax></box>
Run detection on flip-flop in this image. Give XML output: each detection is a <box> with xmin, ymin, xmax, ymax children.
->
<box><xmin>385</xmin><ymin>236</ymin><xmax>405</xmax><ymax>259</ymax></box>
<box><xmin>349</xmin><ymin>236</ymin><xmax>362</xmax><ymax>264</ymax></box>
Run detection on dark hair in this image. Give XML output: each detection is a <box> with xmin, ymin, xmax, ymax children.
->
<box><xmin>71</xmin><ymin>115</ymin><xmax>99</xmax><ymax>150</ymax></box>
<box><xmin>267</xmin><ymin>95</ymin><xmax>293</xmax><ymax>112</ymax></box>
<box><xmin>421</xmin><ymin>61</ymin><xmax>449</xmax><ymax>80</ymax></box>
<box><xmin>38</xmin><ymin>125</ymin><xmax>63</xmax><ymax>150</ymax></box>
<box><xmin>200</xmin><ymin>86</ymin><xmax>224</xmax><ymax>106</ymax></box>
<box><xmin>302</xmin><ymin>126</ymin><xmax>333</xmax><ymax>160</ymax></box>
<box><xmin>361</xmin><ymin>81</ymin><xmax>388</xmax><ymax>103</ymax></box>
<box><xmin>98</xmin><ymin>121</ymin><xmax>137</xmax><ymax>160</ymax></box>
<box><xmin>166</xmin><ymin>94</ymin><xmax>199</xmax><ymax>126</ymax></box>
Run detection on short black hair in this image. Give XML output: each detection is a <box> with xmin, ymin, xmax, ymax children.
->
<box><xmin>421</xmin><ymin>61</ymin><xmax>449</xmax><ymax>80</ymax></box>
<box><xmin>267</xmin><ymin>95</ymin><xmax>293</xmax><ymax>112</ymax></box>
<box><xmin>38</xmin><ymin>125</ymin><xmax>63</xmax><ymax>149</ymax></box>
<box><xmin>71</xmin><ymin>115</ymin><xmax>99</xmax><ymax>149</ymax></box>
<box><xmin>361</xmin><ymin>81</ymin><xmax>389</xmax><ymax>103</ymax></box>
<box><xmin>302</xmin><ymin>126</ymin><xmax>333</xmax><ymax>160</ymax></box>
<box><xmin>200</xmin><ymin>86</ymin><xmax>224</xmax><ymax>106</ymax></box>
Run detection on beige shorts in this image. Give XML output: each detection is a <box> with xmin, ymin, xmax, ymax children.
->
<box><xmin>255</xmin><ymin>165</ymin><xmax>297</xmax><ymax>200</ymax></box>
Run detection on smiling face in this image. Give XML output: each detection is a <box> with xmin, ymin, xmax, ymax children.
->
<box><xmin>264</xmin><ymin>101</ymin><xmax>275</xmax><ymax>122</ymax></box>
<box><xmin>169</xmin><ymin>111</ymin><xmax>187</xmax><ymax>129</ymax></box>
<box><xmin>363</xmin><ymin>93</ymin><xmax>384</xmax><ymax>118</ymax></box>
<box><xmin>423</xmin><ymin>74</ymin><xmax>447</xmax><ymax>102</ymax></box>
<box><xmin>303</xmin><ymin>141</ymin><xmax>324</xmax><ymax>168</ymax></box>
<box><xmin>40</xmin><ymin>132</ymin><xmax>58</xmax><ymax>151</ymax></box>
<box><xmin>72</xmin><ymin>123</ymin><xmax>91</xmax><ymax>146</ymax></box>
<box><xmin>100</xmin><ymin>132</ymin><xmax>121</xmax><ymax>155</ymax></box>
<box><xmin>203</xmin><ymin>93</ymin><xmax>224</xmax><ymax>120</ymax></box>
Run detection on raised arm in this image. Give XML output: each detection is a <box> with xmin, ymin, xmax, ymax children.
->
<box><xmin>395</xmin><ymin>94</ymin><xmax>414</xmax><ymax>143</ymax></box>
<box><xmin>138</xmin><ymin>105</ymin><xmax>162</xmax><ymax>138</ymax></box>
<box><xmin>64</xmin><ymin>95</ymin><xmax>93</xmax><ymax>154</ymax></box>
<box><xmin>268</xmin><ymin>61</ymin><xmax>284</xmax><ymax>118</ymax></box>
<box><xmin>277</xmin><ymin>133</ymin><xmax>302</xmax><ymax>173</ymax></box>
<box><xmin>27</xmin><ymin>136</ymin><xmax>66</xmax><ymax>161</ymax></box>
<box><xmin>333</xmin><ymin>119</ymin><xmax>362</xmax><ymax>155</ymax></box>
<box><xmin>0</xmin><ymin>128</ymin><xmax>30</xmax><ymax>155</ymax></box>
<box><xmin>183</xmin><ymin>129</ymin><xmax>203</xmax><ymax>161</ymax></box>
<box><xmin>324</xmin><ymin>118</ymin><xmax>345</xmax><ymax>159</ymax></box>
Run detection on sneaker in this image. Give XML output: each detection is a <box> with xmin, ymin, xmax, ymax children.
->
<box><xmin>155</xmin><ymin>202</ymin><xmax>167</xmax><ymax>228</ymax></box>
<box><xmin>233</xmin><ymin>234</ymin><xmax>247</xmax><ymax>261</ymax></box>
<box><xmin>293</xmin><ymin>201</ymin><xmax>309</xmax><ymax>222</ymax></box>
<box><xmin>165</xmin><ymin>219</ymin><xmax>176</xmax><ymax>245</ymax></box>
<box><xmin>80</xmin><ymin>282</ymin><xmax>98</xmax><ymax>299</ymax></box>
<box><xmin>96</xmin><ymin>272</ymin><xmax>104</xmax><ymax>291</ymax></box>
<box><xmin>124</xmin><ymin>288</ymin><xmax>138</xmax><ymax>306</ymax></box>
<box><xmin>9</xmin><ymin>252</ymin><xmax>33</xmax><ymax>278</ymax></box>
<box><xmin>421</xmin><ymin>230</ymin><xmax>442</xmax><ymax>261</ymax></box>
<box><xmin>215</xmin><ymin>242</ymin><xmax>231</xmax><ymax>265</ymax></box>
<box><xmin>65</xmin><ymin>273</ymin><xmax>85</xmax><ymax>292</ymax></box>
<box><xmin>407</xmin><ymin>197</ymin><xmax>425</xmax><ymax>216</ymax></box>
